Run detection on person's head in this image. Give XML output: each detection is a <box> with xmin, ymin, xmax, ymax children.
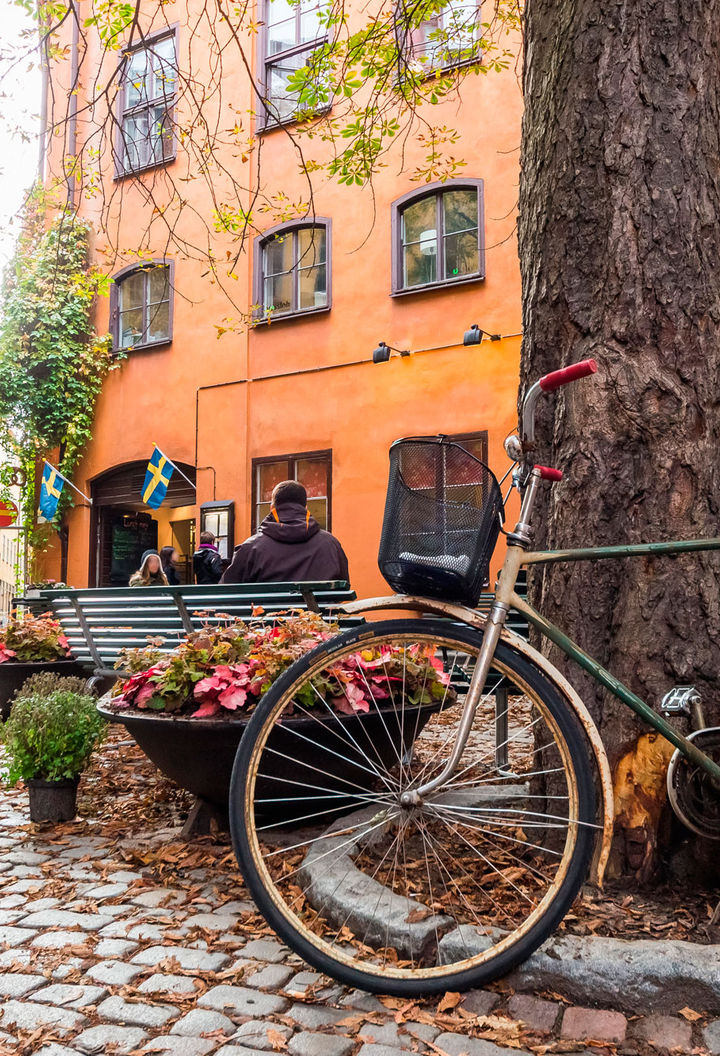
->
<box><xmin>200</xmin><ymin>530</ymin><xmax>216</xmax><ymax>546</ymax></box>
<box><xmin>271</xmin><ymin>480</ymin><xmax>307</xmax><ymax>508</ymax></box>
<box><xmin>160</xmin><ymin>545</ymin><xmax>178</xmax><ymax>568</ymax></box>
<box><xmin>136</xmin><ymin>549</ymin><xmax>165</xmax><ymax>583</ymax></box>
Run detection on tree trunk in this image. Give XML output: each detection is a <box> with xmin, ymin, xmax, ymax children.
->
<box><xmin>519</xmin><ymin>0</ymin><xmax>720</xmax><ymax>877</ymax></box>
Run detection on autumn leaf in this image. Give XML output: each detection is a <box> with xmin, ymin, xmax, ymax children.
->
<box><xmin>678</xmin><ymin>1007</ymin><xmax>703</xmax><ymax>1021</ymax></box>
<box><xmin>267</xmin><ymin>1028</ymin><xmax>289</xmax><ymax>1051</ymax></box>
<box><xmin>437</xmin><ymin>991</ymin><xmax>462</xmax><ymax>1012</ymax></box>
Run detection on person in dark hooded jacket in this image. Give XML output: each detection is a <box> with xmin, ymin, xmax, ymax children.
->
<box><xmin>193</xmin><ymin>531</ymin><xmax>225</xmax><ymax>584</ymax></box>
<box><xmin>221</xmin><ymin>480</ymin><xmax>349</xmax><ymax>584</ymax></box>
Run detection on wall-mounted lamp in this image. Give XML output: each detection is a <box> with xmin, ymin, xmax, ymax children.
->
<box><xmin>463</xmin><ymin>324</ymin><xmax>501</xmax><ymax>346</ymax></box>
<box><xmin>372</xmin><ymin>341</ymin><xmax>411</xmax><ymax>363</ymax></box>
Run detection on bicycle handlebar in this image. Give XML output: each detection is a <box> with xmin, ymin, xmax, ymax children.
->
<box><xmin>538</xmin><ymin>359</ymin><xmax>598</xmax><ymax>392</ymax></box>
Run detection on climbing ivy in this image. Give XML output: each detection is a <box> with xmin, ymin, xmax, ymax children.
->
<box><xmin>0</xmin><ymin>185</ymin><xmax>122</xmax><ymax>569</ymax></box>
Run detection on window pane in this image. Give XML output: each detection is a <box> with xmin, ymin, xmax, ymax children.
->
<box><xmin>300</xmin><ymin>3</ymin><xmax>325</xmax><ymax>43</ymax></box>
<box><xmin>403</xmin><ymin>240</ymin><xmax>437</xmax><ymax>288</ymax></box>
<box><xmin>204</xmin><ymin>512</ymin><xmax>220</xmax><ymax>536</ymax></box>
<box><xmin>122</xmin><ymin>112</ymin><xmax>149</xmax><ymax>170</ymax></box>
<box><xmin>119</xmin><ymin>271</ymin><xmax>145</xmax><ymax>311</ymax></box>
<box><xmin>443</xmin><ymin>189</ymin><xmax>477</xmax><ymax>234</ymax></box>
<box><xmin>152</xmin><ymin>37</ymin><xmax>177</xmax><ymax>97</ymax></box>
<box><xmin>259</xmin><ymin>461</ymin><xmax>290</xmax><ymax>502</ymax></box>
<box><xmin>267</xmin><ymin>0</ymin><xmax>296</xmax><ymax>26</ymax></box>
<box><xmin>298</xmin><ymin>264</ymin><xmax>327</xmax><ymax>309</ymax></box>
<box><xmin>267</xmin><ymin>16</ymin><xmax>297</xmax><ymax>55</ymax></box>
<box><xmin>307</xmin><ymin>498</ymin><xmax>327</xmax><ymax>528</ymax></box>
<box><xmin>267</xmin><ymin>52</ymin><xmax>308</xmax><ymax>121</ymax></box>
<box><xmin>148</xmin><ymin>265</ymin><xmax>169</xmax><ymax>304</ymax></box>
<box><xmin>125</xmin><ymin>51</ymin><xmax>148</xmax><ymax>107</ymax></box>
<box><xmin>401</xmin><ymin>196</ymin><xmax>436</xmax><ymax>243</ymax></box>
<box><xmin>444</xmin><ymin>229</ymin><xmax>479</xmax><ymax>279</ymax></box>
<box><xmin>296</xmin><ymin>459</ymin><xmax>327</xmax><ymax>497</ymax></box>
<box><xmin>256</xmin><ymin>501</ymin><xmax>272</xmax><ymax>525</ymax></box>
<box><xmin>147</xmin><ymin>300</ymin><xmax>170</xmax><ymax>342</ymax></box>
<box><xmin>264</xmin><ymin>272</ymin><xmax>293</xmax><ymax>314</ymax></box>
<box><xmin>120</xmin><ymin>308</ymin><xmax>144</xmax><ymax>348</ymax></box>
<box><xmin>297</xmin><ymin>226</ymin><xmax>325</xmax><ymax>265</ymax></box>
<box><xmin>264</xmin><ymin>234</ymin><xmax>293</xmax><ymax>275</ymax></box>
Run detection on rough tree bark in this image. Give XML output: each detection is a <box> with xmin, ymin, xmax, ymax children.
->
<box><xmin>519</xmin><ymin>0</ymin><xmax>720</xmax><ymax>878</ymax></box>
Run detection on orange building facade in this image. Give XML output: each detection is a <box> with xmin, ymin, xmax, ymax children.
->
<box><xmin>43</xmin><ymin>3</ymin><xmax>523</xmax><ymax>596</ymax></box>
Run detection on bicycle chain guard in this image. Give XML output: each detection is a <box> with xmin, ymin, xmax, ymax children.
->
<box><xmin>667</xmin><ymin>727</ymin><xmax>720</xmax><ymax>840</ymax></box>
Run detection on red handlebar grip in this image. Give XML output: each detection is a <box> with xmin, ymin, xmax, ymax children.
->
<box><xmin>535</xmin><ymin>465</ymin><xmax>563</xmax><ymax>482</ymax></box>
<box><xmin>539</xmin><ymin>358</ymin><xmax>598</xmax><ymax>392</ymax></box>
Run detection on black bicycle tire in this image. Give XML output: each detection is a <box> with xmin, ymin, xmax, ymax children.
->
<box><xmin>230</xmin><ymin>618</ymin><xmax>597</xmax><ymax>996</ymax></box>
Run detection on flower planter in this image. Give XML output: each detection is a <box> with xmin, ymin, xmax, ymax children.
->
<box><xmin>0</xmin><ymin>660</ymin><xmax>86</xmax><ymax>721</ymax></box>
<box><xmin>27</xmin><ymin>777</ymin><xmax>79</xmax><ymax>823</ymax></box>
<box><xmin>97</xmin><ymin>698</ymin><xmax>441</xmax><ymax>817</ymax></box>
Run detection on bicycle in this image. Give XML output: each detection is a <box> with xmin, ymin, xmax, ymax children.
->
<box><xmin>229</xmin><ymin>358</ymin><xmax>720</xmax><ymax>996</ymax></box>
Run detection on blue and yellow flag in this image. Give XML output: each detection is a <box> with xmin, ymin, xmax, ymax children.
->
<box><xmin>142</xmin><ymin>446</ymin><xmax>174</xmax><ymax>509</ymax></box>
<box><xmin>39</xmin><ymin>463</ymin><xmax>64</xmax><ymax>520</ymax></box>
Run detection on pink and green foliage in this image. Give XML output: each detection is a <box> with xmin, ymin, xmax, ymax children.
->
<box><xmin>0</xmin><ymin>612</ymin><xmax>72</xmax><ymax>664</ymax></box>
<box><xmin>111</xmin><ymin>611</ymin><xmax>452</xmax><ymax>720</ymax></box>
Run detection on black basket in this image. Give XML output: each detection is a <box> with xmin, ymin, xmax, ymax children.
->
<box><xmin>378</xmin><ymin>436</ymin><xmax>504</xmax><ymax>606</ymax></box>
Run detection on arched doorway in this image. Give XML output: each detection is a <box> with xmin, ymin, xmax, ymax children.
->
<box><xmin>90</xmin><ymin>461</ymin><xmax>196</xmax><ymax>586</ymax></box>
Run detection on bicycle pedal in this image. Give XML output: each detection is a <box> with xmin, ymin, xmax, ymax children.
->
<box><xmin>660</xmin><ymin>685</ymin><xmax>701</xmax><ymax>717</ymax></box>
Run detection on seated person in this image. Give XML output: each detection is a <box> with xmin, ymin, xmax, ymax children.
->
<box><xmin>222</xmin><ymin>480</ymin><xmax>349</xmax><ymax>584</ymax></box>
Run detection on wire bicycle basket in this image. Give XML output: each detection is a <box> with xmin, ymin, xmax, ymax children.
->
<box><xmin>378</xmin><ymin>436</ymin><xmax>504</xmax><ymax>606</ymax></box>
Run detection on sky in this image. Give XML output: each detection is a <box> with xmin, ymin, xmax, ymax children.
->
<box><xmin>0</xmin><ymin>3</ymin><xmax>43</xmax><ymax>271</ymax></box>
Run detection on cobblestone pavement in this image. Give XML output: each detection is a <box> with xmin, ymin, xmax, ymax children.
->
<box><xmin>0</xmin><ymin>749</ymin><xmax>717</xmax><ymax>1056</ymax></box>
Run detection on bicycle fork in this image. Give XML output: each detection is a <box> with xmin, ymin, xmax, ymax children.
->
<box><xmin>400</xmin><ymin>472</ymin><xmax>542</xmax><ymax>807</ymax></box>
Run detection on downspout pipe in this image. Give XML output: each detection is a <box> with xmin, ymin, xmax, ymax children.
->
<box><xmin>67</xmin><ymin>1</ymin><xmax>80</xmax><ymax>208</ymax></box>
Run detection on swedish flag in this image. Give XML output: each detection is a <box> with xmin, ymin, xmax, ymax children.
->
<box><xmin>142</xmin><ymin>446</ymin><xmax>174</xmax><ymax>509</ymax></box>
<box><xmin>39</xmin><ymin>463</ymin><xmax>64</xmax><ymax>520</ymax></box>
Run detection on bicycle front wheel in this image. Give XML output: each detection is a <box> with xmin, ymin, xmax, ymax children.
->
<box><xmin>230</xmin><ymin>618</ymin><xmax>596</xmax><ymax>995</ymax></box>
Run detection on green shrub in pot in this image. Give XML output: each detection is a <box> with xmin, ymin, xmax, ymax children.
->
<box><xmin>2</xmin><ymin>690</ymin><xmax>106</xmax><ymax>822</ymax></box>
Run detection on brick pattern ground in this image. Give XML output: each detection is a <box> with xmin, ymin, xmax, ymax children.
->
<box><xmin>0</xmin><ymin>782</ymin><xmax>717</xmax><ymax>1056</ymax></box>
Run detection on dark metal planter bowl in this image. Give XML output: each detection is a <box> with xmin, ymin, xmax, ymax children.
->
<box><xmin>97</xmin><ymin>698</ymin><xmax>441</xmax><ymax>814</ymax></box>
<box><xmin>0</xmin><ymin>660</ymin><xmax>87</xmax><ymax>721</ymax></box>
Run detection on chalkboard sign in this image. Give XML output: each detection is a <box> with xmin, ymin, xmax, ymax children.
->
<box><xmin>110</xmin><ymin>516</ymin><xmax>158</xmax><ymax>585</ymax></box>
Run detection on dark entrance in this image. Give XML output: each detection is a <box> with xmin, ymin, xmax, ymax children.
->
<box><xmin>90</xmin><ymin>461</ymin><xmax>196</xmax><ymax>587</ymax></box>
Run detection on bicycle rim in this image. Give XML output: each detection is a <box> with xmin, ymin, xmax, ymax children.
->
<box><xmin>230</xmin><ymin>619</ymin><xmax>596</xmax><ymax>993</ymax></box>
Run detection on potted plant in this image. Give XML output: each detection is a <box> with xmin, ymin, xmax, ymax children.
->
<box><xmin>99</xmin><ymin>612</ymin><xmax>451</xmax><ymax>808</ymax></box>
<box><xmin>0</xmin><ymin>612</ymin><xmax>85</xmax><ymax>720</ymax></box>
<box><xmin>2</xmin><ymin>688</ymin><xmax>106</xmax><ymax>823</ymax></box>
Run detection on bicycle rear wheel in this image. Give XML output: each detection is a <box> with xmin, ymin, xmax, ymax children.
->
<box><xmin>230</xmin><ymin>618</ymin><xmax>596</xmax><ymax>995</ymax></box>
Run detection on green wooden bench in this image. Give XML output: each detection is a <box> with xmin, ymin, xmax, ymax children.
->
<box><xmin>30</xmin><ymin>581</ymin><xmax>357</xmax><ymax>686</ymax></box>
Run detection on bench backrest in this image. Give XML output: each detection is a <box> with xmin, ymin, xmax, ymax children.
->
<box><xmin>36</xmin><ymin>581</ymin><xmax>357</xmax><ymax>677</ymax></box>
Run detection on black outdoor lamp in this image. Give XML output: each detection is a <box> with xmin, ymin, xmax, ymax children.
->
<box><xmin>463</xmin><ymin>324</ymin><xmax>501</xmax><ymax>346</ymax></box>
<box><xmin>372</xmin><ymin>341</ymin><xmax>411</xmax><ymax>363</ymax></box>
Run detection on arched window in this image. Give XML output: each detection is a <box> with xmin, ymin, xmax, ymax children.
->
<box><xmin>110</xmin><ymin>261</ymin><xmax>173</xmax><ymax>351</ymax></box>
<box><xmin>254</xmin><ymin>220</ymin><xmax>331</xmax><ymax>321</ymax></box>
<box><xmin>391</xmin><ymin>180</ymin><xmax>484</xmax><ymax>294</ymax></box>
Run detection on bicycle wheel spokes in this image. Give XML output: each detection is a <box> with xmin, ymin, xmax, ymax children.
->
<box><xmin>234</xmin><ymin>621</ymin><xmax>596</xmax><ymax>989</ymax></box>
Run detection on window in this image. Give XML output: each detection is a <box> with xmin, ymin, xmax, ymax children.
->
<box><xmin>401</xmin><ymin>0</ymin><xmax>481</xmax><ymax>70</ymax></box>
<box><xmin>255</xmin><ymin>221</ymin><xmax>330</xmax><ymax>320</ymax></box>
<box><xmin>392</xmin><ymin>180</ymin><xmax>484</xmax><ymax>294</ymax></box>
<box><xmin>111</xmin><ymin>262</ymin><xmax>173</xmax><ymax>351</ymax></box>
<box><xmin>119</xmin><ymin>32</ymin><xmax>177</xmax><ymax>174</ymax></box>
<box><xmin>252</xmin><ymin>451</ymin><xmax>331</xmax><ymax>530</ymax></box>
<box><xmin>262</xmin><ymin>0</ymin><xmax>327</xmax><ymax>125</ymax></box>
<box><xmin>200</xmin><ymin>502</ymin><xmax>235</xmax><ymax>562</ymax></box>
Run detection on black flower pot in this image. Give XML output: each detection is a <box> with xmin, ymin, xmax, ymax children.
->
<box><xmin>27</xmin><ymin>777</ymin><xmax>79</xmax><ymax>823</ymax></box>
<box><xmin>97</xmin><ymin>697</ymin><xmax>441</xmax><ymax>815</ymax></box>
<box><xmin>0</xmin><ymin>660</ymin><xmax>86</xmax><ymax>721</ymax></box>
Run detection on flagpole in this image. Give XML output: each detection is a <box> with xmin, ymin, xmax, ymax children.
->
<box><xmin>153</xmin><ymin>445</ymin><xmax>197</xmax><ymax>491</ymax></box>
<box><xmin>44</xmin><ymin>461</ymin><xmax>93</xmax><ymax>505</ymax></box>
